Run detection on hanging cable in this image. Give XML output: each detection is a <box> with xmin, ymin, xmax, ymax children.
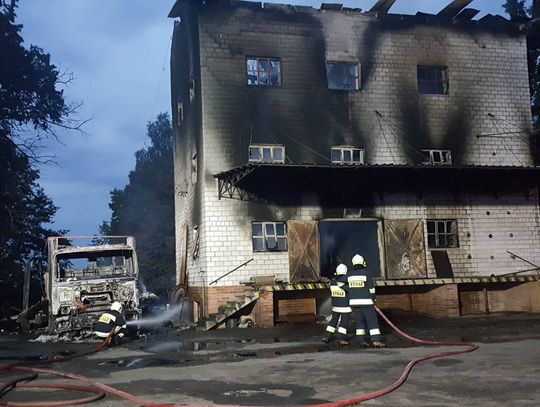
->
<box><xmin>376</xmin><ymin>111</ymin><xmax>397</xmax><ymax>163</ymax></box>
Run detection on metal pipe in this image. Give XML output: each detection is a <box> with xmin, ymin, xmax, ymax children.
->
<box><xmin>209</xmin><ymin>258</ymin><xmax>254</xmax><ymax>285</ymax></box>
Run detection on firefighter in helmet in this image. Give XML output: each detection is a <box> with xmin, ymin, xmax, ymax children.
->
<box><xmin>323</xmin><ymin>263</ymin><xmax>351</xmax><ymax>345</ymax></box>
<box><xmin>94</xmin><ymin>301</ymin><xmax>127</xmax><ymax>345</ymax></box>
<box><xmin>347</xmin><ymin>254</ymin><xmax>385</xmax><ymax>348</ymax></box>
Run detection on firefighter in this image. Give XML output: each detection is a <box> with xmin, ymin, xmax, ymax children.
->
<box><xmin>94</xmin><ymin>301</ymin><xmax>127</xmax><ymax>345</ymax></box>
<box><xmin>323</xmin><ymin>263</ymin><xmax>351</xmax><ymax>345</ymax></box>
<box><xmin>348</xmin><ymin>254</ymin><xmax>386</xmax><ymax>348</ymax></box>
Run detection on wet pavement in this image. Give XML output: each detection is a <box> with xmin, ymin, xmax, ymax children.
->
<box><xmin>1</xmin><ymin>312</ymin><xmax>540</xmax><ymax>406</ymax></box>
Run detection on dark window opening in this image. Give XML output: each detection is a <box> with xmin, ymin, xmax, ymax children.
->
<box><xmin>417</xmin><ymin>66</ymin><xmax>448</xmax><ymax>94</ymax></box>
<box><xmin>326</xmin><ymin>62</ymin><xmax>360</xmax><ymax>91</ymax></box>
<box><xmin>252</xmin><ymin>222</ymin><xmax>287</xmax><ymax>252</ymax></box>
<box><xmin>247</xmin><ymin>57</ymin><xmax>281</xmax><ymax>86</ymax></box>
<box><xmin>427</xmin><ymin>219</ymin><xmax>458</xmax><ymax>248</ymax></box>
<box><xmin>422</xmin><ymin>149</ymin><xmax>452</xmax><ymax>165</ymax></box>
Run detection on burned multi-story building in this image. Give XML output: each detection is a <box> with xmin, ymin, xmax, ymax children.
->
<box><xmin>169</xmin><ymin>0</ymin><xmax>540</xmax><ymax>328</ymax></box>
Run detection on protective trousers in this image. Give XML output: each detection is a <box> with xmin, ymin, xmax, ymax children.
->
<box><xmin>352</xmin><ymin>305</ymin><xmax>381</xmax><ymax>341</ymax></box>
<box><xmin>326</xmin><ymin>312</ymin><xmax>350</xmax><ymax>338</ymax></box>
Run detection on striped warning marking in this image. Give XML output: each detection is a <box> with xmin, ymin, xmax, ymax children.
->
<box><xmin>263</xmin><ymin>275</ymin><xmax>539</xmax><ymax>291</ymax></box>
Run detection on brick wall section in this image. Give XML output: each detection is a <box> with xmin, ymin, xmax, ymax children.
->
<box><xmin>277</xmin><ymin>298</ymin><xmax>316</xmax><ymax>318</ymax></box>
<box><xmin>377</xmin><ymin>293</ymin><xmax>413</xmax><ymax>313</ymax></box>
<box><xmin>411</xmin><ymin>284</ymin><xmax>460</xmax><ymax>318</ymax></box>
<box><xmin>487</xmin><ymin>281</ymin><xmax>540</xmax><ymax>313</ymax></box>
<box><xmin>253</xmin><ymin>290</ymin><xmax>274</xmax><ymax>328</ymax></box>
<box><xmin>459</xmin><ymin>289</ymin><xmax>488</xmax><ymax>315</ymax></box>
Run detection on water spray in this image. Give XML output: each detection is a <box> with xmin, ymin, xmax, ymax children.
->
<box><xmin>128</xmin><ymin>303</ymin><xmax>186</xmax><ymax>328</ymax></box>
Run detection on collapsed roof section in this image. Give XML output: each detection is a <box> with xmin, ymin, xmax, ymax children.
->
<box><xmin>168</xmin><ymin>0</ymin><xmax>519</xmax><ymax>33</ymax></box>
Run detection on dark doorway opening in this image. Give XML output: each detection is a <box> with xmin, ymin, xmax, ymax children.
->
<box><xmin>319</xmin><ymin>220</ymin><xmax>382</xmax><ymax>279</ymax></box>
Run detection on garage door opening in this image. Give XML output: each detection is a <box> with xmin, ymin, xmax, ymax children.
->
<box><xmin>319</xmin><ymin>219</ymin><xmax>384</xmax><ymax>279</ymax></box>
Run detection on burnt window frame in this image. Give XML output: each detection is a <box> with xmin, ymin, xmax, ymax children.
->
<box><xmin>417</xmin><ymin>65</ymin><xmax>449</xmax><ymax>95</ymax></box>
<box><xmin>252</xmin><ymin>221</ymin><xmax>287</xmax><ymax>252</ymax></box>
<box><xmin>422</xmin><ymin>149</ymin><xmax>452</xmax><ymax>165</ymax></box>
<box><xmin>246</xmin><ymin>57</ymin><xmax>282</xmax><ymax>87</ymax></box>
<box><xmin>331</xmin><ymin>146</ymin><xmax>365</xmax><ymax>165</ymax></box>
<box><xmin>325</xmin><ymin>61</ymin><xmax>360</xmax><ymax>91</ymax></box>
<box><xmin>248</xmin><ymin>144</ymin><xmax>285</xmax><ymax>163</ymax></box>
<box><xmin>427</xmin><ymin>219</ymin><xmax>459</xmax><ymax>249</ymax></box>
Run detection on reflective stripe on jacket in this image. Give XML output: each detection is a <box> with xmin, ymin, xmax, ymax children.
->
<box><xmin>94</xmin><ymin>309</ymin><xmax>127</xmax><ymax>337</ymax></box>
<box><xmin>330</xmin><ymin>273</ymin><xmax>351</xmax><ymax>313</ymax></box>
<box><xmin>347</xmin><ymin>264</ymin><xmax>376</xmax><ymax>306</ymax></box>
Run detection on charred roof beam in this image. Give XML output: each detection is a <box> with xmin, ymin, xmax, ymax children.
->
<box><xmin>369</xmin><ymin>0</ymin><xmax>396</xmax><ymax>14</ymax></box>
<box><xmin>438</xmin><ymin>0</ymin><xmax>473</xmax><ymax>19</ymax></box>
<box><xmin>453</xmin><ymin>8</ymin><xmax>480</xmax><ymax>22</ymax></box>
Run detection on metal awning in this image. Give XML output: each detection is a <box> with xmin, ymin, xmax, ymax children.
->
<box><xmin>214</xmin><ymin>163</ymin><xmax>540</xmax><ymax>202</ymax></box>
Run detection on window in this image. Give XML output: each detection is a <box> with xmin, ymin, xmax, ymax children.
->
<box><xmin>417</xmin><ymin>66</ymin><xmax>448</xmax><ymax>94</ymax></box>
<box><xmin>252</xmin><ymin>222</ymin><xmax>287</xmax><ymax>252</ymax></box>
<box><xmin>249</xmin><ymin>144</ymin><xmax>285</xmax><ymax>163</ymax></box>
<box><xmin>427</xmin><ymin>220</ymin><xmax>458</xmax><ymax>248</ymax></box>
<box><xmin>326</xmin><ymin>62</ymin><xmax>360</xmax><ymax>90</ymax></box>
<box><xmin>246</xmin><ymin>57</ymin><xmax>281</xmax><ymax>86</ymax></box>
<box><xmin>331</xmin><ymin>147</ymin><xmax>364</xmax><ymax>164</ymax></box>
<box><xmin>422</xmin><ymin>149</ymin><xmax>452</xmax><ymax>165</ymax></box>
<box><xmin>191</xmin><ymin>153</ymin><xmax>198</xmax><ymax>184</ymax></box>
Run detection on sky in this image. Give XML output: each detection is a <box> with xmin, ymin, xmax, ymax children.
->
<box><xmin>14</xmin><ymin>0</ymin><xmax>514</xmax><ymax>236</ymax></box>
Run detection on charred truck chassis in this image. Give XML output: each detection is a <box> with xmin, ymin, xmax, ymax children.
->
<box><xmin>46</xmin><ymin>236</ymin><xmax>141</xmax><ymax>336</ymax></box>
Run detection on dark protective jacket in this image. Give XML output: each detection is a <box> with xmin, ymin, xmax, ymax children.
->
<box><xmin>330</xmin><ymin>273</ymin><xmax>351</xmax><ymax>313</ymax></box>
<box><xmin>94</xmin><ymin>309</ymin><xmax>127</xmax><ymax>338</ymax></box>
<box><xmin>347</xmin><ymin>264</ymin><xmax>376</xmax><ymax>306</ymax></box>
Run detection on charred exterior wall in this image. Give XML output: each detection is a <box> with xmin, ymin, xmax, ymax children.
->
<box><xmin>171</xmin><ymin>7</ymin><xmax>207</xmax><ymax>287</ymax></box>
<box><xmin>171</xmin><ymin>2</ymin><xmax>538</xmax><ymax>288</ymax></box>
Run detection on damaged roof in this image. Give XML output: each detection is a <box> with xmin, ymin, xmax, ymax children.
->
<box><xmin>168</xmin><ymin>0</ymin><xmax>519</xmax><ymax>32</ymax></box>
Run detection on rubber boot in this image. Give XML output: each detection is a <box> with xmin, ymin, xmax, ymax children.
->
<box><xmin>335</xmin><ymin>333</ymin><xmax>349</xmax><ymax>347</ymax></box>
<box><xmin>322</xmin><ymin>333</ymin><xmax>336</xmax><ymax>344</ymax></box>
<box><xmin>371</xmin><ymin>341</ymin><xmax>387</xmax><ymax>348</ymax></box>
<box><xmin>351</xmin><ymin>336</ymin><xmax>370</xmax><ymax>348</ymax></box>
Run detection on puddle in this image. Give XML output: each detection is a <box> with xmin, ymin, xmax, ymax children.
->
<box><xmin>142</xmin><ymin>341</ymin><xmax>207</xmax><ymax>353</ymax></box>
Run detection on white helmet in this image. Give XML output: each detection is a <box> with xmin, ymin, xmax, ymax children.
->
<box><xmin>336</xmin><ymin>263</ymin><xmax>347</xmax><ymax>275</ymax></box>
<box><xmin>111</xmin><ymin>301</ymin><xmax>123</xmax><ymax>312</ymax></box>
<box><xmin>352</xmin><ymin>254</ymin><xmax>366</xmax><ymax>267</ymax></box>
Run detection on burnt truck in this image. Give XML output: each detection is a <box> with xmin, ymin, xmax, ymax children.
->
<box><xmin>45</xmin><ymin>236</ymin><xmax>141</xmax><ymax>335</ymax></box>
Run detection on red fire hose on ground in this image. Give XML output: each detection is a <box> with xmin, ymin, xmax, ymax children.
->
<box><xmin>0</xmin><ymin>306</ymin><xmax>479</xmax><ymax>407</ymax></box>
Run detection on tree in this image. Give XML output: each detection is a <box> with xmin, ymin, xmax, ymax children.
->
<box><xmin>504</xmin><ymin>1</ymin><xmax>540</xmax><ymax>126</ymax></box>
<box><xmin>100</xmin><ymin>113</ymin><xmax>175</xmax><ymax>298</ymax></box>
<box><xmin>0</xmin><ymin>0</ymin><xmax>86</xmax><ymax>160</ymax></box>
<box><xmin>0</xmin><ymin>0</ymin><xmax>73</xmax><ymax>314</ymax></box>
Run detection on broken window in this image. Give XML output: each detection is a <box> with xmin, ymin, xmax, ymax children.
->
<box><xmin>326</xmin><ymin>62</ymin><xmax>360</xmax><ymax>91</ymax></box>
<box><xmin>422</xmin><ymin>149</ymin><xmax>452</xmax><ymax>165</ymax></box>
<box><xmin>417</xmin><ymin>66</ymin><xmax>448</xmax><ymax>94</ymax></box>
<box><xmin>331</xmin><ymin>147</ymin><xmax>364</xmax><ymax>164</ymax></box>
<box><xmin>56</xmin><ymin>250</ymin><xmax>135</xmax><ymax>280</ymax></box>
<box><xmin>252</xmin><ymin>222</ymin><xmax>287</xmax><ymax>252</ymax></box>
<box><xmin>427</xmin><ymin>220</ymin><xmax>458</xmax><ymax>248</ymax></box>
<box><xmin>248</xmin><ymin>144</ymin><xmax>285</xmax><ymax>163</ymax></box>
<box><xmin>246</xmin><ymin>57</ymin><xmax>281</xmax><ymax>86</ymax></box>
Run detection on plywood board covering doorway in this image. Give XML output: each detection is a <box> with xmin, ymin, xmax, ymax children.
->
<box><xmin>384</xmin><ymin>219</ymin><xmax>427</xmax><ymax>279</ymax></box>
<box><xmin>287</xmin><ymin>221</ymin><xmax>320</xmax><ymax>283</ymax></box>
